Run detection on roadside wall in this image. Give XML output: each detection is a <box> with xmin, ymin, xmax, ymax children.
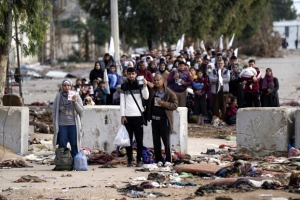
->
<box><xmin>81</xmin><ymin>106</ymin><xmax>188</xmax><ymax>153</ymax></box>
<box><xmin>0</xmin><ymin>106</ymin><xmax>29</xmax><ymax>155</ymax></box>
<box><xmin>236</xmin><ymin>107</ymin><xmax>297</xmax><ymax>156</ymax></box>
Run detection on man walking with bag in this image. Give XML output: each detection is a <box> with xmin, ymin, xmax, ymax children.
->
<box><xmin>120</xmin><ymin>67</ymin><xmax>149</xmax><ymax>167</ymax></box>
<box><xmin>146</xmin><ymin>74</ymin><xmax>178</xmax><ymax>164</ymax></box>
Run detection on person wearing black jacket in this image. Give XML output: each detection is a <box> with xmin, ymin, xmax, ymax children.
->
<box><xmin>89</xmin><ymin>61</ymin><xmax>103</xmax><ymax>84</ymax></box>
<box><xmin>100</xmin><ymin>53</ymin><xmax>116</xmax><ymax>71</ymax></box>
<box><xmin>120</xmin><ymin>67</ymin><xmax>149</xmax><ymax>167</ymax></box>
<box><xmin>229</xmin><ymin>64</ymin><xmax>244</xmax><ymax>108</ymax></box>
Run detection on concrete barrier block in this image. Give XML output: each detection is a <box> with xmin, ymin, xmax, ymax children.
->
<box><xmin>0</xmin><ymin>106</ymin><xmax>29</xmax><ymax>154</ymax></box>
<box><xmin>81</xmin><ymin>106</ymin><xmax>188</xmax><ymax>153</ymax></box>
<box><xmin>236</xmin><ymin>107</ymin><xmax>297</xmax><ymax>156</ymax></box>
<box><xmin>295</xmin><ymin>110</ymin><xmax>300</xmax><ymax>148</ymax></box>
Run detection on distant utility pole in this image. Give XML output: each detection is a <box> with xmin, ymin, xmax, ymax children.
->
<box><xmin>50</xmin><ymin>0</ymin><xmax>55</xmax><ymax>67</ymax></box>
<box><xmin>110</xmin><ymin>0</ymin><xmax>120</xmax><ymax>62</ymax></box>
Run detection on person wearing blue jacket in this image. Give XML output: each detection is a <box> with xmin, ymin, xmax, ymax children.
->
<box><xmin>107</xmin><ymin>65</ymin><xmax>121</xmax><ymax>105</ymax></box>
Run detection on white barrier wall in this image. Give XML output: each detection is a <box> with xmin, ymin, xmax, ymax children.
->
<box><xmin>0</xmin><ymin>106</ymin><xmax>29</xmax><ymax>154</ymax></box>
<box><xmin>81</xmin><ymin>106</ymin><xmax>188</xmax><ymax>153</ymax></box>
<box><xmin>236</xmin><ymin>107</ymin><xmax>297</xmax><ymax>156</ymax></box>
<box><xmin>295</xmin><ymin>110</ymin><xmax>300</xmax><ymax>148</ymax></box>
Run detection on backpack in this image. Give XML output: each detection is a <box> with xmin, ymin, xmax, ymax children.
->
<box><xmin>53</xmin><ymin>147</ymin><xmax>73</xmax><ymax>171</ymax></box>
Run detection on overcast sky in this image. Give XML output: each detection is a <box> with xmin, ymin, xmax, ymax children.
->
<box><xmin>294</xmin><ymin>0</ymin><xmax>300</xmax><ymax>14</ymax></box>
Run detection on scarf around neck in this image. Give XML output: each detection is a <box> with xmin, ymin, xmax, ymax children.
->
<box><xmin>262</xmin><ymin>68</ymin><xmax>274</xmax><ymax>89</ymax></box>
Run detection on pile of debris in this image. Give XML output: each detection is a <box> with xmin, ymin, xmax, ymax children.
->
<box><xmin>29</xmin><ymin>110</ymin><xmax>53</xmax><ymax>134</ymax></box>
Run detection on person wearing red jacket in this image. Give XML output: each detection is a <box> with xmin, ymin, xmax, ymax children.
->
<box><xmin>226</xmin><ymin>96</ymin><xmax>238</xmax><ymax>125</ymax></box>
<box><xmin>137</xmin><ymin>62</ymin><xmax>154</xmax><ymax>88</ymax></box>
<box><xmin>241</xmin><ymin>59</ymin><xmax>262</xmax><ymax>107</ymax></box>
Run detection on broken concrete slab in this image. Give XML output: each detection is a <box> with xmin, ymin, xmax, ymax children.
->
<box><xmin>80</xmin><ymin>106</ymin><xmax>188</xmax><ymax>153</ymax></box>
<box><xmin>295</xmin><ymin>110</ymin><xmax>300</xmax><ymax>148</ymax></box>
<box><xmin>236</xmin><ymin>107</ymin><xmax>297</xmax><ymax>156</ymax></box>
<box><xmin>0</xmin><ymin>107</ymin><xmax>29</xmax><ymax>155</ymax></box>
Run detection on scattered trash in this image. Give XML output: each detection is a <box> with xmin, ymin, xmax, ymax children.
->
<box><xmin>0</xmin><ymin>158</ymin><xmax>32</xmax><ymax>168</ymax></box>
<box><xmin>259</xmin><ymin>194</ymin><xmax>273</xmax><ymax>197</ymax></box>
<box><xmin>13</xmin><ymin>175</ymin><xmax>46</xmax><ymax>183</ymax></box>
<box><xmin>133</xmin><ymin>177</ymin><xmax>147</xmax><ymax>181</ymax></box>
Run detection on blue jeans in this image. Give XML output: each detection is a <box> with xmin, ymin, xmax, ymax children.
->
<box><xmin>58</xmin><ymin>125</ymin><xmax>78</xmax><ymax>158</ymax></box>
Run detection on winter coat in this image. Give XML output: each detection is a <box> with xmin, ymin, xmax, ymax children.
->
<box><xmin>146</xmin><ymin>86</ymin><xmax>178</xmax><ymax>132</ymax></box>
<box><xmin>52</xmin><ymin>93</ymin><xmax>84</xmax><ymax>151</ymax></box>
<box><xmin>209</xmin><ymin>68</ymin><xmax>230</xmax><ymax>94</ymax></box>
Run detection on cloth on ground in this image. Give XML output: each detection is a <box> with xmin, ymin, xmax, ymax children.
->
<box><xmin>88</xmin><ymin>154</ymin><xmax>113</xmax><ymax>165</ymax></box>
<box><xmin>288</xmin><ymin>147</ymin><xmax>300</xmax><ymax>158</ymax></box>
<box><xmin>0</xmin><ymin>159</ymin><xmax>32</xmax><ymax>168</ymax></box>
<box><xmin>173</xmin><ymin>163</ymin><xmax>221</xmax><ymax>174</ymax></box>
<box><xmin>14</xmin><ymin>175</ymin><xmax>46</xmax><ymax>183</ymax></box>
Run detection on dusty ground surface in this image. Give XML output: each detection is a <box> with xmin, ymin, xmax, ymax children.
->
<box><xmin>1</xmin><ymin>144</ymin><xmax>300</xmax><ymax>200</ymax></box>
<box><xmin>1</xmin><ymin>51</ymin><xmax>300</xmax><ymax>199</ymax></box>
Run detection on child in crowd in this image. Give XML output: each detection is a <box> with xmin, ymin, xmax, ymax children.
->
<box><xmin>113</xmin><ymin>85</ymin><xmax>122</xmax><ymax>105</ymax></box>
<box><xmin>84</xmin><ymin>96</ymin><xmax>95</xmax><ymax>106</ymax></box>
<box><xmin>227</xmin><ymin>93</ymin><xmax>233</xmax><ymax>105</ymax></box>
<box><xmin>226</xmin><ymin>96</ymin><xmax>238</xmax><ymax>125</ymax></box>
<box><xmin>120</xmin><ymin>68</ymin><xmax>127</xmax><ymax>84</ymax></box>
<box><xmin>107</xmin><ymin>65</ymin><xmax>121</xmax><ymax>105</ymax></box>
<box><xmin>81</xmin><ymin>78</ymin><xmax>87</xmax><ymax>85</ymax></box>
<box><xmin>192</xmin><ymin>70</ymin><xmax>208</xmax><ymax>125</ymax></box>
<box><xmin>239</xmin><ymin>64</ymin><xmax>257</xmax><ymax>89</ymax></box>
<box><xmin>189</xmin><ymin>67</ymin><xmax>197</xmax><ymax>79</ymax></box>
<box><xmin>94</xmin><ymin>81</ymin><xmax>108</xmax><ymax>105</ymax></box>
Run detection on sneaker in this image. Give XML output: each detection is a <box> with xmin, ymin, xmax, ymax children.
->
<box><xmin>127</xmin><ymin>161</ymin><xmax>133</xmax><ymax>167</ymax></box>
<box><xmin>136</xmin><ymin>161</ymin><xmax>142</xmax><ymax>167</ymax></box>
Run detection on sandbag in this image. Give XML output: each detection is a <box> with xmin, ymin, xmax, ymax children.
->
<box><xmin>173</xmin><ymin>163</ymin><xmax>221</xmax><ymax>174</ymax></box>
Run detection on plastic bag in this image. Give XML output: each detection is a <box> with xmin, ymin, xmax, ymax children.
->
<box><xmin>73</xmin><ymin>151</ymin><xmax>88</xmax><ymax>171</ymax></box>
<box><xmin>114</xmin><ymin>125</ymin><xmax>130</xmax><ymax>147</ymax></box>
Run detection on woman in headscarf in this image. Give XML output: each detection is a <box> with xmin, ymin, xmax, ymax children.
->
<box><xmin>52</xmin><ymin>79</ymin><xmax>84</xmax><ymax>158</ymax></box>
<box><xmin>148</xmin><ymin>61</ymin><xmax>158</xmax><ymax>74</ymax></box>
<box><xmin>229</xmin><ymin>63</ymin><xmax>244</xmax><ymax>108</ymax></box>
<box><xmin>89</xmin><ymin>61</ymin><xmax>103</xmax><ymax>84</ymax></box>
<box><xmin>260</xmin><ymin>68</ymin><xmax>279</xmax><ymax>107</ymax></box>
<box><xmin>157</xmin><ymin>62</ymin><xmax>169</xmax><ymax>86</ymax></box>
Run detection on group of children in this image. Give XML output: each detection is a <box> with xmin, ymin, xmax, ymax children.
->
<box><xmin>187</xmin><ymin>65</ymin><xmax>242</xmax><ymax>125</ymax></box>
<box><xmin>73</xmin><ymin>64</ymin><xmax>123</xmax><ymax>106</ymax></box>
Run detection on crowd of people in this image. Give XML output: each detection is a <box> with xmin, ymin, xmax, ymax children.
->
<box><xmin>52</xmin><ymin>47</ymin><xmax>281</xmax><ymax>166</ymax></box>
<box><xmin>77</xmin><ymin>47</ymin><xmax>279</xmax><ymax>126</ymax></box>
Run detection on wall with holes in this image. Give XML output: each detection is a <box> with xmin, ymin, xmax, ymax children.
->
<box><xmin>80</xmin><ymin>106</ymin><xmax>188</xmax><ymax>153</ymax></box>
<box><xmin>236</xmin><ymin>107</ymin><xmax>297</xmax><ymax>156</ymax></box>
<box><xmin>0</xmin><ymin>107</ymin><xmax>29</xmax><ymax>154</ymax></box>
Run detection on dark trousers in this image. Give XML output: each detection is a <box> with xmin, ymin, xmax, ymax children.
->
<box><xmin>244</xmin><ymin>92</ymin><xmax>260</xmax><ymax>107</ymax></box>
<box><xmin>227</xmin><ymin>116</ymin><xmax>236</xmax><ymax>125</ymax></box>
<box><xmin>124</xmin><ymin>116</ymin><xmax>144</xmax><ymax>163</ymax></box>
<box><xmin>58</xmin><ymin>125</ymin><xmax>78</xmax><ymax>158</ymax></box>
<box><xmin>151</xmin><ymin>119</ymin><xmax>171</xmax><ymax>163</ymax></box>
<box><xmin>107</xmin><ymin>88</ymin><xmax>116</xmax><ymax>105</ymax></box>
<box><xmin>212</xmin><ymin>91</ymin><xmax>228</xmax><ymax>121</ymax></box>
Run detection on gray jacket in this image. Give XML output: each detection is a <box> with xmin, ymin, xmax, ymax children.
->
<box><xmin>209</xmin><ymin>68</ymin><xmax>230</xmax><ymax>94</ymax></box>
<box><xmin>52</xmin><ymin>93</ymin><xmax>84</xmax><ymax>150</ymax></box>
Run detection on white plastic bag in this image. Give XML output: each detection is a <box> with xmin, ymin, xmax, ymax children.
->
<box><xmin>114</xmin><ymin>125</ymin><xmax>130</xmax><ymax>147</ymax></box>
<box><xmin>73</xmin><ymin>151</ymin><xmax>88</xmax><ymax>171</ymax></box>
